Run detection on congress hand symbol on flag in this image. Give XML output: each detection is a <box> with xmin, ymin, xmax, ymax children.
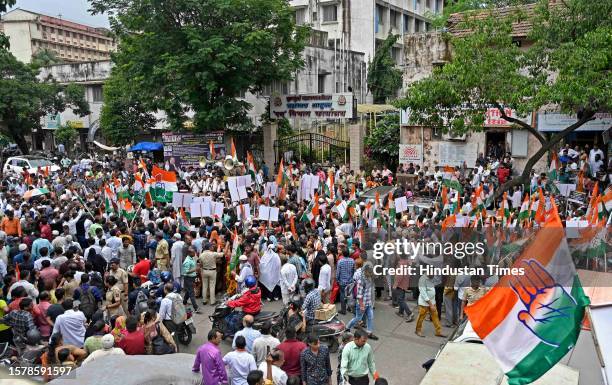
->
<box><xmin>509</xmin><ymin>259</ymin><xmax>577</xmax><ymax>348</ymax></box>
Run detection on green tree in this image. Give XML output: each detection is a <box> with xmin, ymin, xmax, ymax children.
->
<box><xmin>30</xmin><ymin>48</ymin><xmax>61</xmax><ymax>68</ymax></box>
<box><xmin>100</xmin><ymin>67</ymin><xmax>157</xmax><ymax>145</ymax></box>
<box><xmin>364</xmin><ymin>114</ymin><xmax>400</xmax><ymax>169</ymax></box>
<box><xmin>54</xmin><ymin>122</ymin><xmax>79</xmax><ymax>152</ymax></box>
<box><xmin>90</xmin><ymin>0</ymin><xmax>309</xmax><ymax>132</ymax></box>
<box><xmin>367</xmin><ymin>34</ymin><xmax>403</xmax><ymax>104</ymax></box>
<box><xmin>0</xmin><ymin>49</ymin><xmax>89</xmax><ymax>153</ymax></box>
<box><xmin>0</xmin><ymin>0</ymin><xmax>16</xmax><ymax>49</ymax></box>
<box><xmin>397</xmin><ymin>0</ymin><xmax>611</xmax><ymax>199</ymax></box>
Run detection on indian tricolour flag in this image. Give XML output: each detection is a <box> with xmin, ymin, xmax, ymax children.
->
<box><xmin>301</xmin><ymin>193</ymin><xmax>319</xmax><ymax>225</ymax></box>
<box><xmin>465</xmin><ymin>208</ymin><xmax>590</xmax><ymax>385</ymax></box>
<box><xmin>517</xmin><ymin>194</ymin><xmax>530</xmax><ymax>223</ymax></box>
<box><xmin>150</xmin><ymin>165</ymin><xmax>178</xmax><ymax>202</ymax></box>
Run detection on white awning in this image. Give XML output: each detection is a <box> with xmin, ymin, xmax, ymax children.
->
<box><xmin>92</xmin><ymin>140</ymin><xmax>120</xmax><ymax>151</ymax></box>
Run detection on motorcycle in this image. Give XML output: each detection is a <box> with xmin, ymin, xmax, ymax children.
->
<box><xmin>175</xmin><ymin>309</ymin><xmax>196</xmax><ymax>346</ymax></box>
<box><xmin>209</xmin><ymin>293</ymin><xmax>279</xmax><ymax>339</ymax></box>
<box><xmin>272</xmin><ymin>303</ymin><xmax>346</xmax><ymax>353</ymax></box>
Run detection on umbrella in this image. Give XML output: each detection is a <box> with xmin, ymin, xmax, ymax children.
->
<box><xmin>23</xmin><ymin>187</ymin><xmax>50</xmax><ymax>200</ymax></box>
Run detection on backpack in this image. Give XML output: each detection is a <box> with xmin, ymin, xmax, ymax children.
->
<box><xmin>79</xmin><ymin>287</ymin><xmax>97</xmax><ymax>319</ymax></box>
<box><xmin>168</xmin><ymin>292</ymin><xmax>186</xmax><ymax>324</ymax></box>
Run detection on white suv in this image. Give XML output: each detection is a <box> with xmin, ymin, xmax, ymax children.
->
<box><xmin>3</xmin><ymin>156</ymin><xmax>60</xmax><ymax>175</ymax></box>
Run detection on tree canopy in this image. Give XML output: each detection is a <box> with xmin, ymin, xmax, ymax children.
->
<box><xmin>0</xmin><ymin>49</ymin><xmax>89</xmax><ymax>153</ymax></box>
<box><xmin>397</xmin><ymin>0</ymin><xmax>611</xmax><ymax>197</ymax></box>
<box><xmin>364</xmin><ymin>114</ymin><xmax>400</xmax><ymax>169</ymax></box>
<box><xmin>90</xmin><ymin>0</ymin><xmax>309</xmax><ymax>133</ymax></box>
<box><xmin>367</xmin><ymin>34</ymin><xmax>403</xmax><ymax>104</ymax></box>
<box><xmin>0</xmin><ymin>0</ymin><xmax>16</xmax><ymax>49</ymax></box>
<box><xmin>100</xmin><ymin>66</ymin><xmax>157</xmax><ymax>146</ymax></box>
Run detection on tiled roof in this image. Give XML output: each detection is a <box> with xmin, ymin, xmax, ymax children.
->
<box><xmin>447</xmin><ymin>3</ymin><xmax>537</xmax><ymax>38</ymax></box>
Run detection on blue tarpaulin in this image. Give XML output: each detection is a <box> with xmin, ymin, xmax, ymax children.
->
<box><xmin>128</xmin><ymin>142</ymin><xmax>163</xmax><ymax>152</ymax></box>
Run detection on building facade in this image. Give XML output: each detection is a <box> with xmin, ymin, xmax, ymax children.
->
<box><xmin>244</xmin><ymin>29</ymin><xmax>367</xmax><ymax>132</ymax></box>
<box><xmin>290</xmin><ymin>0</ymin><xmax>442</xmax><ymax>80</ymax></box>
<box><xmin>400</xmin><ymin>30</ymin><xmax>547</xmax><ymax>174</ymax></box>
<box><xmin>35</xmin><ymin>32</ymin><xmax>366</xmax><ymax>149</ymax></box>
<box><xmin>0</xmin><ymin>8</ymin><xmax>116</xmax><ymax>64</ymax></box>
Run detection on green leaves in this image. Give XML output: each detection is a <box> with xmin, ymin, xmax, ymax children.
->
<box><xmin>399</xmin><ymin>0</ymin><xmax>611</xmax><ymax>135</ymax></box>
<box><xmin>364</xmin><ymin>114</ymin><xmax>400</xmax><ymax>169</ymax></box>
<box><xmin>367</xmin><ymin>34</ymin><xmax>403</xmax><ymax>104</ymax></box>
<box><xmin>0</xmin><ymin>49</ymin><xmax>89</xmax><ymax>153</ymax></box>
<box><xmin>91</xmin><ymin>0</ymin><xmax>308</xmax><ymax>132</ymax></box>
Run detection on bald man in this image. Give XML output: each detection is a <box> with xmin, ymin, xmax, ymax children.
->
<box><xmin>232</xmin><ymin>315</ymin><xmax>262</xmax><ymax>353</ymax></box>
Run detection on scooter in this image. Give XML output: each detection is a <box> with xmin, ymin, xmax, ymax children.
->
<box><xmin>209</xmin><ymin>293</ymin><xmax>279</xmax><ymax>339</ymax></box>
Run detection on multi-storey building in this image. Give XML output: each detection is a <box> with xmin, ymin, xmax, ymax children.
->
<box><xmin>290</xmin><ymin>0</ymin><xmax>443</xmax><ymax>70</ymax></box>
<box><xmin>0</xmin><ymin>8</ymin><xmax>116</xmax><ymax>64</ymax></box>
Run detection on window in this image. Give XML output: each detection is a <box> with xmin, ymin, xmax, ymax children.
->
<box><xmin>312</xmin><ymin>11</ymin><xmax>317</xmax><ymax>23</ymax></box>
<box><xmin>58</xmin><ymin>29</ymin><xmax>63</xmax><ymax>36</ymax></box>
<box><xmin>414</xmin><ymin>19</ymin><xmax>420</xmax><ymax>32</ymax></box>
<box><xmin>322</xmin><ymin>5</ymin><xmax>337</xmax><ymax>22</ymax></box>
<box><xmin>295</xmin><ymin>8</ymin><xmax>306</xmax><ymax>25</ymax></box>
<box><xmin>50</xmin><ymin>27</ymin><xmax>55</xmax><ymax>33</ymax></box>
<box><xmin>317</xmin><ymin>74</ymin><xmax>326</xmax><ymax>93</ymax></box>
<box><xmin>404</xmin><ymin>15</ymin><xmax>411</xmax><ymax>32</ymax></box>
<box><xmin>390</xmin><ymin>10</ymin><xmax>398</xmax><ymax>29</ymax></box>
<box><xmin>92</xmin><ymin>85</ymin><xmax>104</xmax><ymax>102</ymax></box>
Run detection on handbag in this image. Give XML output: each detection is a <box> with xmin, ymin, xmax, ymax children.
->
<box><xmin>151</xmin><ymin>323</ymin><xmax>174</xmax><ymax>355</ymax></box>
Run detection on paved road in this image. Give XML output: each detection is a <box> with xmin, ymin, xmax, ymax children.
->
<box><xmin>181</xmin><ymin>294</ymin><xmax>603</xmax><ymax>385</ymax></box>
<box><xmin>182</xmin><ymin>295</ymin><xmax>452</xmax><ymax>385</ymax></box>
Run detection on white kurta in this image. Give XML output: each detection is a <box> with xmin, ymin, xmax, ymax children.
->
<box><xmin>280</xmin><ymin>263</ymin><xmax>298</xmax><ymax>294</ymax></box>
<box><xmin>170</xmin><ymin>240</ymin><xmax>185</xmax><ymax>281</ymax></box>
<box><xmin>259</xmin><ymin>248</ymin><xmax>281</xmax><ymax>292</ymax></box>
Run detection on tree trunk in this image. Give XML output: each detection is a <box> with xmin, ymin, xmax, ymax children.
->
<box><xmin>11</xmin><ymin>131</ymin><xmax>30</xmax><ymax>155</ymax></box>
<box><xmin>490</xmin><ymin>110</ymin><xmax>596</xmax><ymax>202</ymax></box>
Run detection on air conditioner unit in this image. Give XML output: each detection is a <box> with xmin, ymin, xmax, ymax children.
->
<box><xmin>442</xmin><ymin>132</ymin><xmax>467</xmax><ymax>141</ymax></box>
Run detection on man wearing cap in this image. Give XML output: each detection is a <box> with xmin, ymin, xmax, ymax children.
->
<box><xmin>170</xmin><ymin>233</ymin><xmax>185</xmax><ymax>285</ymax></box>
<box><xmin>81</xmin><ymin>334</ymin><xmax>125</xmax><ymax>365</ymax></box>
<box><xmin>233</xmin><ymin>254</ymin><xmax>253</xmax><ymax>292</ymax></box>
<box><xmin>51</xmin><ymin>230</ymin><xmax>66</xmax><ymax>252</ymax></box>
<box><xmin>199</xmin><ymin>242</ymin><xmax>224</xmax><ymax>306</ymax></box>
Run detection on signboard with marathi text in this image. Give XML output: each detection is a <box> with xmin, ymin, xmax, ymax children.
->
<box><xmin>484</xmin><ymin>107</ymin><xmax>531</xmax><ymax>127</ymax></box>
<box><xmin>269</xmin><ymin>93</ymin><xmax>355</xmax><ymax>120</ymax></box>
<box><xmin>162</xmin><ymin>131</ymin><xmax>225</xmax><ymax>168</ymax></box>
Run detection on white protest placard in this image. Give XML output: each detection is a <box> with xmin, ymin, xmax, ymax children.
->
<box><xmin>172</xmin><ymin>193</ymin><xmax>193</xmax><ymax>208</ymax></box>
<box><xmin>264</xmin><ymin>182</ymin><xmax>278</xmax><ymax>199</ymax></box>
<box><xmin>269</xmin><ymin>207</ymin><xmax>280</xmax><ymax>222</ymax></box>
<box><xmin>236</xmin><ymin>204</ymin><xmax>251</xmax><ymax>221</ymax></box>
<box><xmin>190</xmin><ymin>202</ymin><xmax>202</xmax><ymax>218</ymax></box>
<box><xmin>257</xmin><ymin>205</ymin><xmax>280</xmax><ymax>222</ymax></box>
<box><xmin>211</xmin><ymin>201</ymin><xmax>224</xmax><ymax>218</ymax></box>
<box><xmin>395</xmin><ymin>196</ymin><xmax>408</xmax><ymax>213</ymax></box>
<box><xmin>189</xmin><ymin>198</ymin><xmax>212</xmax><ymax>218</ymax></box>
<box><xmin>237</xmin><ymin>185</ymin><xmax>248</xmax><ymax>200</ymax></box>
<box><xmin>565</xmin><ymin>219</ymin><xmax>589</xmax><ymax>239</ymax></box>
<box><xmin>238</xmin><ymin>175</ymin><xmax>252</xmax><ymax>188</ymax></box>
<box><xmin>557</xmin><ymin>183</ymin><xmax>576</xmax><ymax>197</ymax></box>
<box><xmin>228</xmin><ymin>178</ymin><xmax>239</xmax><ymax>202</ymax></box>
<box><xmin>258</xmin><ymin>205</ymin><xmax>270</xmax><ymax>221</ymax></box>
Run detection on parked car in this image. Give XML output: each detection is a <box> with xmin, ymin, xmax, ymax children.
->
<box><xmin>3</xmin><ymin>156</ymin><xmax>60</xmax><ymax>175</ymax></box>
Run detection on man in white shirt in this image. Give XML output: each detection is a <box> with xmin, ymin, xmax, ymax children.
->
<box><xmin>52</xmin><ymin>299</ymin><xmax>87</xmax><ymax>347</ymax></box>
<box><xmin>318</xmin><ymin>256</ymin><xmax>332</xmax><ymax>303</ymax></box>
<box><xmin>251</xmin><ymin>321</ymin><xmax>281</xmax><ymax>366</ymax></box>
<box><xmin>223</xmin><ymin>335</ymin><xmax>257</xmax><ymax>385</ymax></box>
<box><xmin>257</xmin><ymin>349</ymin><xmax>288</xmax><ymax>385</ymax></box>
<box><xmin>279</xmin><ymin>259</ymin><xmax>298</xmax><ymax>305</ymax></box>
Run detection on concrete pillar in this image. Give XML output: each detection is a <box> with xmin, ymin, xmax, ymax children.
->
<box><xmin>349</xmin><ymin>123</ymin><xmax>364</xmax><ymax>171</ymax></box>
<box><xmin>263</xmin><ymin>122</ymin><xmax>278</xmax><ymax>169</ymax></box>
